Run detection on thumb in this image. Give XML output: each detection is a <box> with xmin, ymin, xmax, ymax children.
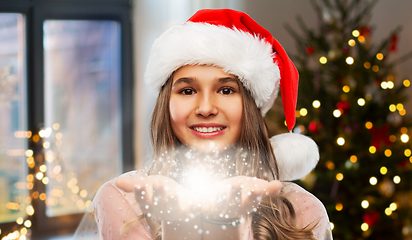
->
<box><xmin>265</xmin><ymin>180</ymin><xmax>282</xmax><ymax>197</ymax></box>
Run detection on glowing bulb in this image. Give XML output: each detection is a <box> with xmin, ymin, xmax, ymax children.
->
<box><xmin>390</xmin><ymin>203</ymin><xmax>397</xmax><ymax>211</ymax></box>
<box><xmin>358</xmin><ymin>36</ymin><xmax>365</xmax><ymax>42</ymax></box>
<box><xmin>390</xmin><ymin>135</ymin><xmax>396</xmax><ymax>142</ymax></box>
<box><xmin>384</xmin><ymin>149</ymin><xmax>392</xmax><ymax>157</ymax></box>
<box><xmin>387</xmin><ymin>81</ymin><xmax>394</xmax><ymax>89</ymax></box>
<box><xmin>346</xmin><ymin>57</ymin><xmax>354</xmax><ymax>65</ymax></box>
<box><xmin>393</xmin><ymin>176</ymin><xmax>401</xmax><ymax>184</ymax></box>
<box><xmin>342</xmin><ymin>85</ymin><xmax>350</xmax><ymax>93</ymax></box>
<box><xmin>350</xmin><ymin>155</ymin><xmax>357</xmax><ymax>163</ymax></box>
<box><xmin>403</xmin><ymin>79</ymin><xmax>410</xmax><ymax>87</ymax></box>
<box><xmin>401</xmin><ymin>134</ymin><xmax>409</xmax><ymax>143</ymax></box>
<box><xmin>361</xmin><ymin>200</ymin><xmax>369</xmax><ymax>209</ymax></box>
<box><xmin>337</xmin><ymin>137</ymin><xmax>345</xmax><ymax>146</ymax></box>
<box><xmin>39</xmin><ymin>165</ymin><xmax>47</xmax><ymax>172</ymax></box>
<box><xmin>380</xmin><ymin>166</ymin><xmax>387</xmax><ymax>175</ymax></box>
<box><xmin>300</xmin><ymin>108</ymin><xmax>308</xmax><ymax>116</ymax></box>
<box><xmin>333</xmin><ymin>109</ymin><xmax>342</xmax><ymax>118</ymax></box>
<box><xmin>348</xmin><ymin>39</ymin><xmax>356</xmax><ymax>46</ymax></box>
<box><xmin>397</xmin><ymin>103</ymin><xmax>404</xmax><ymax>110</ymax></box>
<box><xmin>376</xmin><ymin>53</ymin><xmax>384</xmax><ymax>60</ymax></box>
<box><xmin>389</xmin><ymin>104</ymin><xmax>396</xmax><ymax>112</ymax></box>
<box><xmin>381</xmin><ymin>81</ymin><xmax>388</xmax><ymax>89</ymax></box>
<box><xmin>336</xmin><ymin>173</ymin><xmax>344</xmax><ymax>181</ymax></box>
<box><xmin>365</xmin><ymin>122</ymin><xmax>373</xmax><ymax>129</ymax></box>
<box><xmin>24</xmin><ymin>220</ymin><xmax>32</xmax><ymax>228</ymax></box>
<box><xmin>319</xmin><ymin>56</ymin><xmax>328</xmax><ymax>64</ymax></box>
<box><xmin>385</xmin><ymin>208</ymin><xmax>392</xmax><ymax>216</ymax></box>
<box><xmin>352</xmin><ymin>30</ymin><xmax>360</xmax><ymax>37</ymax></box>
<box><xmin>335</xmin><ymin>203</ymin><xmax>343</xmax><ymax>211</ymax></box>
<box><xmin>404</xmin><ymin>149</ymin><xmax>411</xmax><ymax>157</ymax></box>
<box><xmin>42</xmin><ymin>177</ymin><xmax>49</xmax><ymax>185</ymax></box>
<box><xmin>330</xmin><ymin>222</ymin><xmax>335</xmax><ymax>230</ymax></box>
<box><xmin>372</xmin><ymin>65</ymin><xmax>379</xmax><ymax>72</ymax></box>
<box><xmin>36</xmin><ymin>172</ymin><xmax>44</xmax><ymax>180</ymax></box>
<box><xmin>16</xmin><ymin>217</ymin><xmax>24</xmax><ymax>225</ymax></box>
<box><xmin>26</xmin><ymin>205</ymin><xmax>34</xmax><ymax>216</ymax></box>
<box><xmin>369</xmin><ymin>177</ymin><xmax>377</xmax><ymax>185</ymax></box>
<box><xmin>312</xmin><ymin>100</ymin><xmax>321</xmax><ymax>108</ymax></box>
<box><xmin>369</xmin><ymin>146</ymin><xmax>376</xmax><ymax>154</ymax></box>
<box><xmin>361</xmin><ymin>223</ymin><xmax>369</xmax><ymax>231</ymax></box>
<box><xmin>357</xmin><ymin>98</ymin><xmax>365</xmax><ymax>106</ymax></box>
<box><xmin>364</xmin><ymin>62</ymin><xmax>371</xmax><ymax>69</ymax></box>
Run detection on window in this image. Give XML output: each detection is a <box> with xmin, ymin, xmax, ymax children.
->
<box><xmin>0</xmin><ymin>1</ymin><xmax>133</xmax><ymax>239</ymax></box>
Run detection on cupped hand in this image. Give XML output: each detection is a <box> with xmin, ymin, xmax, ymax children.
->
<box><xmin>200</xmin><ymin>176</ymin><xmax>282</xmax><ymax>221</ymax></box>
<box><xmin>115</xmin><ymin>175</ymin><xmax>198</xmax><ymax>222</ymax></box>
<box><xmin>115</xmin><ymin>175</ymin><xmax>282</xmax><ymax>223</ymax></box>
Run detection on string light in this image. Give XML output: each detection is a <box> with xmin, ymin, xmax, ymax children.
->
<box><xmin>361</xmin><ymin>223</ymin><xmax>369</xmax><ymax>231</ymax></box>
<box><xmin>361</xmin><ymin>200</ymin><xmax>369</xmax><ymax>209</ymax></box>
<box><xmin>397</xmin><ymin>103</ymin><xmax>404</xmax><ymax>110</ymax></box>
<box><xmin>300</xmin><ymin>108</ymin><xmax>308</xmax><ymax>116</ymax></box>
<box><xmin>39</xmin><ymin>165</ymin><xmax>47</xmax><ymax>172</ymax></box>
<box><xmin>403</xmin><ymin>79</ymin><xmax>410</xmax><ymax>87</ymax></box>
<box><xmin>335</xmin><ymin>203</ymin><xmax>343</xmax><ymax>211</ymax></box>
<box><xmin>380</xmin><ymin>166</ymin><xmax>388</xmax><ymax>175</ymax></box>
<box><xmin>352</xmin><ymin>30</ymin><xmax>360</xmax><ymax>37</ymax></box>
<box><xmin>36</xmin><ymin>172</ymin><xmax>44</xmax><ymax>180</ymax></box>
<box><xmin>333</xmin><ymin>109</ymin><xmax>342</xmax><ymax>118</ymax></box>
<box><xmin>24</xmin><ymin>220</ymin><xmax>32</xmax><ymax>228</ymax></box>
<box><xmin>385</xmin><ymin>208</ymin><xmax>392</xmax><ymax>216</ymax></box>
<box><xmin>369</xmin><ymin>177</ymin><xmax>377</xmax><ymax>185</ymax></box>
<box><xmin>389</xmin><ymin>104</ymin><xmax>396</xmax><ymax>112</ymax></box>
<box><xmin>401</xmin><ymin>134</ymin><xmax>409</xmax><ymax>143</ymax></box>
<box><xmin>358</xmin><ymin>36</ymin><xmax>365</xmax><ymax>43</ymax></box>
<box><xmin>348</xmin><ymin>39</ymin><xmax>356</xmax><ymax>46</ymax></box>
<box><xmin>342</xmin><ymin>85</ymin><xmax>350</xmax><ymax>93</ymax></box>
<box><xmin>372</xmin><ymin>65</ymin><xmax>379</xmax><ymax>72</ymax></box>
<box><xmin>312</xmin><ymin>100</ymin><xmax>321</xmax><ymax>108</ymax></box>
<box><xmin>346</xmin><ymin>57</ymin><xmax>354</xmax><ymax>65</ymax></box>
<box><xmin>330</xmin><ymin>222</ymin><xmax>335</xmax><ymax>230</ymax></box>
<box><xmin>401</xmin><ymin>127</ymin><xmax>408</xmax><ymax>134</ymax></box>
<box><xmin>364</xmin><ymin>62</ymin><xmax>371</xmax><ymax>69</ymax></box>
<box><xmin>387</xmin><ymin>81</ymin><xmax>394</xmax><ymax>89</ymax></box>
<box><xmin>350</xmin><ymin>155</ymin><xmax>357</xmax><ymax>163</ymax></box>
<box><xmin>365</xmin><ymin>122</ymin><xmax>373</xmax><ymax>129</ymax></box>
<box><xmin>319</xmin><ymin>56</ymin><xmax>328</xmax><ymax>64</ymax></box>
<box><xmin>376</xmin><ymin>53</ymin><xmax>384</xmax><ymax>60</ymax></box>
<box><xmin>384</xmin><ymin>149</ymin><xmax>392</xmax><ymax>157</ymax></box>
<box><xmin>357</xmin><ymin>98</ymin><xmax>365</xmax><ymax>106</ymax></box>
<box><xmin>369</xmin><ymin>146</ymin><xmax>376</xmax><ymax>154</ymax></box>
<box><xmin>381</xmin><ymin>82</ymin><xmax>388</xmax><ymax>89</ymax></box>
<box><xmin>393</xmin><ymin>176</ymin><xmax>401</xmax><ymax>184</ymax></box>
<box><xmin>404</xmin><ymin>149</ymin><xmax>411</xmax><ymax>157</ymax></box>
<box><xmin>389</xmin><ymin>135</ymin><xmax>396</xmax><ymax>142</ymax></box>
<box><xmin>26</xmin><ymin>205</ymin><xmax>34</xmax><ymax>216</ymax></box>
<box><xmin>336</xmin><ymin>173</ymin><xmax>344</xmax><ymax>181</ymax></box>
<box><xmin>337</xmin><ymin>137</ymin><xmax>345</xmax><ymax>146</ymax></box>
<box><xmin>390</xmin><ymin>203</ymin><xmax>397</xmax><ymax>211</ymax></box>
<box><xmin>326</xmin><ymin>161</ymin><xmax>335</xmax><ymax>170</ymax></box>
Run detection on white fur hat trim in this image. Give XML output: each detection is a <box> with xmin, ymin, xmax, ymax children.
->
<box><xmin>145</xmin><ymin>22</ymin><xmax>280</xmax><ymax>116</ymax></box>
<box><xmin>270</xmin><ymin>133</ymin><xmax>319</xmax><ymax>181</ymax></box>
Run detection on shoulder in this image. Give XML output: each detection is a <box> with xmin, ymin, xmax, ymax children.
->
<box><xmin>281</xmin><ymin>182</ymin><xmax>333</xmax><ymax>240</ymax></box>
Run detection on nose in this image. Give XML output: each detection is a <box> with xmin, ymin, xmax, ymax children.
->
<box><xmin>195</xmin><ymin>93</ymin><xmax>218</xmax><ymax>117</ymax></box>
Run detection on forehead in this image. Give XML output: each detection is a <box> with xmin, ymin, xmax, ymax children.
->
<box><xmin>172</xmin><ymin>65</ymin><xmax>237</xmax><ymax>83</ymax></box>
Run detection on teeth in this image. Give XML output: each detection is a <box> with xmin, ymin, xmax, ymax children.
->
<box><xmin>194</xmin><ymin>127</ymin><xmax>223</xmax><ymax>133</ymax></box>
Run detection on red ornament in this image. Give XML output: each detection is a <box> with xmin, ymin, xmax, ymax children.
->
<box><xmin>389</xmin><ymin>34</ymin><xmax>399</xmax><ymax>52</ymax></box>
<box><xmin>369</xmin><ymin>125</ymin><xmax>392</xmax><ymax>151</ymax></box>
<box><xmin>363</xmin><ymin>211</ymin><xmax>380</xmax><ymax>227</ymax></box>
<box><xmin>309</xmin><ymin>121</ymin><xmax>323</xmax><ymax>134</ymax></box>
<box><xmin>337</xmin><ymin>101</ymin><xmax>351</xmax><ymax>114</ymax></box>
<box><xmin>359</xmin><ymin>26</ymin><xmax>371</xmax><ymax>37</ymax></box>
<box><xmin>306</xmin><ymin>46</ymin><xmax>315</xmax><ymax>55</ymax></box>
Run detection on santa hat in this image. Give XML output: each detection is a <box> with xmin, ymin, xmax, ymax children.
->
<box><xmin>145</xmin><ymin>9</ymin><xmax>319</xmax><ymax>181</ymax></box>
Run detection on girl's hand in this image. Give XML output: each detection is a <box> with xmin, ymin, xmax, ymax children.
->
<box><xmin>200</xmin><ymin>176</ymin><xmax>282</xmax><ymax>221</ymax></box>
<box><xmin>115</xmin><ymin>175</ymin><xmax>198</xmax><ymax>222</ymax></box>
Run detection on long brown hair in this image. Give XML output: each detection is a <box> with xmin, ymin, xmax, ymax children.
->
<box><xmin>130</xmin><ymin>73</ymin><xmax>317</xmax><ymax>239</ymax></box>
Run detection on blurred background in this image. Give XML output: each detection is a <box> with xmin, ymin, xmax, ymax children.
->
<box><xmin>0</xmin><ymin>0</ymin><xmax>411</xmax><ymax>239</ymax></box>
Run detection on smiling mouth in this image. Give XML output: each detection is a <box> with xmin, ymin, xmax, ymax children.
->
<box><xmin>192</xmin><ymin>127</ymin><xmax>225</xmax><ymax>133</ymax></box>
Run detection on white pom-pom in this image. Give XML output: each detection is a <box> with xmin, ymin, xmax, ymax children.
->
<box><xmin>270</xmin><ymin>133</ymin><xmax>319</xmax><ymax>181</ymax></box>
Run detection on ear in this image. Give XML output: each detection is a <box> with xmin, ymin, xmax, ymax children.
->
<box><xmin>270</xmin><ymin>133</ymin><xmax>319</xmax><ymax>181</ymax></box>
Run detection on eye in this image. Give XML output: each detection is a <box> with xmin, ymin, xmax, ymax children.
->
<box><xmin>219</xmin><ymin>87</ymin><xmax>236</xmax><ymax>95</ymax></box>
<box><xmin>179</xmin><ymin>88</ymin><xmax>196</xmax><ymax>95</ymax></box>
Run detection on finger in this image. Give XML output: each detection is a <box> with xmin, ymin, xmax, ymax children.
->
<box><xmin>265</xmin><ymin>180</ymin><xmax>282</xmax><ymax>197</ymax></box>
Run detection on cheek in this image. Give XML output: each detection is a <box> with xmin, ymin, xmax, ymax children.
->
<box><xmin>169</xmin><ymin>97</ymin><xmax>189</xmax><ymax>130</ymax></box>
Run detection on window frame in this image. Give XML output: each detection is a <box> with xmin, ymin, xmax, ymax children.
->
<box><xmin>0</xmin><ymin>0</ymin><xmax>134</xmax><ymax>238</ymax></box>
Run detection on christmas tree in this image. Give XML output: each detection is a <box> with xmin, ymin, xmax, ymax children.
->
<box><xmin>266</xmin><ymin>0</ymin><xmax>412</xmax><ymax>239</ymax></box>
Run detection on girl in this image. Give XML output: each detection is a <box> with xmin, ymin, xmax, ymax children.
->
<box><xmin>74</xmin><ymin>9</ymin><xmax>332</xmax><ymax>240</ymax></box>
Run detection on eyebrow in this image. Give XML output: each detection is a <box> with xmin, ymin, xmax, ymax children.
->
<box><xmin>172</xmin><ymin>77</ymin><xmax>239</xmax><ymax>87</ymax></box>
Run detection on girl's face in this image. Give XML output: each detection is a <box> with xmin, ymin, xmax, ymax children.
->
<box><xmin>169</xmin><ymin>65</ymin><xmax>243</xmax><ymax>152</ymax></box>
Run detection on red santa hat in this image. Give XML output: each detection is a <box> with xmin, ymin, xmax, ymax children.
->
<box><xmin>145</xmin><ymin>9</ymin><xmax>319</xmax><ymax>181</ymax></box>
